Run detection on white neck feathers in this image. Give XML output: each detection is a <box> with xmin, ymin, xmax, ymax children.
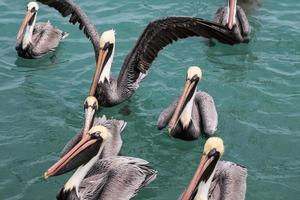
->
<box><xmin>193</xmin><ymin>165</ymin><xmax>217</xmax><ymax>200</ymax></box>
<box><xmin>22</xmin><ymin>14</ymin><xmax>36</xmax><ymax>49</ymax></box>
<box><xmin>99</xmin><ymin>47</ymin><xmax>115</xmax><ymax>83</ymax></box>
<box><xmin>180</xmin><ymin>89</ymin><xmax>196</xmax><ymax>129</ymax></box>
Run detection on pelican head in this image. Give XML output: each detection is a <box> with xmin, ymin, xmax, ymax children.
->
<box><xmin>227</xmin><ymin>0</ymin><xmax>237</xmax><ymax>29</ymax></box>
<box><xmin>89</xmin><ymin>30</ymin><xmax>116</xmax><ymax>96</ymax></box>
<box><xmin>168</xmin><ymin>66</ymin><xmax>202</xmax><ymax>134</ymax></box>
<box><xmin>180</xmin><ymin>137</ymin><xmax>224</xmax><ymax>200</ymax></box>
<box><xmin>17</xmin><ymin>2</ymin><xmax>39</xmax><ymax>49</ymax></box>
<box><xmin>44</xmin><ymin>125</ymin><xmax>111</xmax><ymax>178</ymax></box>
<box><xmin>83</xmin><ymin>96</ymin><xmax>99</xmax><ymax>134</ymax></box>
<box><xmin>27</xmin><ymin>2</ymin><xmax>39</xmax><ymax>12</ymax></box>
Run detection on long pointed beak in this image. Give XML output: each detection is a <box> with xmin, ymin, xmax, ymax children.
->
<box><xmin>89</xmin><ymin>48</ymin><xmax>109</xmax><ymax>96</ymax></box>
<box><xmin>44</xmin><ymin>133</ymin><xmax>97</xmax><ymax>178</ymax></box>
<box><xmin>17</xmin><ymin>11</ymin><xmax>34</xmax><ymax>40</ymax></box>
<box><xmin>180</xmin><ymin>150</ymin><xmax>219</xmax><ymax>200</ymax></box>
<box><xmin>227</xmin><ymin>0</ymin><xmax>237</xmax><ymax>29</ymax></box>
<box><xmin>83</xmin><ymin>107</ymin><xmax>96</xmax><ymax>134</ymax></box>
<box><xmin>168</xmin><ymin>79</ymin><xmax>196</xmax><ymax>132</ymax></box>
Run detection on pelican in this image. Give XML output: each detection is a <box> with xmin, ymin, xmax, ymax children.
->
<box><xmin>214</xmin><ymin>0</ymin><xmax>251</xmax><ymax>43</ymax></box>
<box><xmin>37</xmin><ymin>0</ymin><xmax>242</xmax><ymax>131</ymax></box>
<box><xmin>44</xmin><ymin>117</ymin><xmax>157</xmax><ymax>200</ymax></box>
<box><xmin>179</xmin><ymin>137</ymin><xmax>247</xmax><ymax>200</ymax></box>
<box><xmin>45</xmin><ymin>116</ymin><xmax>126</xmax><ymax>177</ymax></box>
<box><xmin>157</xmin><ymin>66</ymin><xmax>217</xmax><ymax>140</ymax></box>
<box><xmin>16</xmin><ymin>2</ymin><xmax>68</xmax><ymax>59</ymax></box>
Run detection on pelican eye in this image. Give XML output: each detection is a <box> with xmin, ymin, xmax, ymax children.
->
<box><xmin>90</xmin><ymin>131</ymin><xmax>102</xmax><ymax>139</ymax></box>
<box><xmin>190</xmin><ymin>75</ymin><xmax>199</xmax><ymax>82</ymax></box>
<box><xmin>83</xmin><ymin>101</ymin><xmax>88</xmax><ymax>110</ymax></box>
<box><xmin>207</xmin><ymin>148</ymin><xmax>219</xmax><ymax>158</ymax></box>
<box><xmin>92</xmin><ymin>102</ymin><xmax>98</xmax><ymax>110</ymax></box>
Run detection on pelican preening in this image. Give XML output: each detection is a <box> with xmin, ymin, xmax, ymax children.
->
<box><xmin>16</xmin><ymin>2</ymin><xmax>68</xmax><ymax>59</ymax></box>
<box><xmin>179</xmin><ymin>137</ymin><xmax>247</xmax><ymax>200</ymax></box>
<box><xmin>214</xmin><ymin>0</ymin><xmax>251</xmax><ymax>43</ymax></box>
<box><xmin>157</xmin><ymin>66</ymin><xmax>218</xmax><ymax>140</ymax></box>
<box><xmin>44</xmin><ymin>116</ymin><xmax>157</xmax><ymax>200</ymax></box>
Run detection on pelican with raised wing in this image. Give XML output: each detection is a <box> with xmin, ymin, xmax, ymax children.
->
<box><xmin>16</xmin><ymin>2</ymin><xmax>68</xmax><ymax>59</ymax></box>
<box><xmin>214</xmin><ymin>0</ymin><xmax>251</xmax><ymax>43</ymax></box>
<box><xmin>179</xmin><ymin>137</ymin><xmax>247</xmax><ymax>200</ymax></box>
<box><xmin>157</xmin><ymin>66</ymin><xmax>218</xmax><ymax>140</ymax></box>
<box><xmin>44</xmin><ymin>117</ymin><xmax>157</xmax><ymax>200</ymax></box>
<box><xmin>37</xmin><ymin>0</ymin><xmax>242</xmax><ymax>134</ymax></box>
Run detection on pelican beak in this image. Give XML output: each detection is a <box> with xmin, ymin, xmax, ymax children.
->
<box><xmin>16</xmin><ymin>11</ymin><xmax>35</xmax><ymax>40</ymax></box>
<box><xmin>82</xmin><ymin>96</ymin><xmax>99</xmax><ymax>134</ymax></box>
<box><xmin>44</xmin><ymin>133</ymin><xmax>102</xmax><ymax>178</ymax></box>
<box><xmin>89</xmin><ymin>43</ymin><xmax>112</xmax><ymax>96</ymax></box>
<box><xmin>180</xmin><ymin>149</ymin><xmax>220</xmax><ymax>200</ymax></box>
<box><xmin>227</xmin><ymin>0</ymin><xmax>237</xmax><ymax>29</ymax></box>
<box><xmin>168</xmin><ymin>76</ymin><xmax>199</xmax><ymax>133</ymax></box>
<box><xmin>83</xmin><ymin>107</ymin><xmax>96</xmax><ymax>133</ymax></box>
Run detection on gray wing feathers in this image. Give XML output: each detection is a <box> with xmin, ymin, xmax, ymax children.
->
<box><xmin>214</xmin><ymin>6</ymin><xmax>227</xmax><ymax>25</ymax></box>
<box><xmin>81</xmin><ymin>156</ymin><xmax>157</xmax><ymax>200</ymax></box>
<box><xmin>32</xmin><ymin>22</ymin><xmax>65</xmax><ymax>56</ymax></box>
<box><xmin>117</xmin><ymin>17</ymin><xmax>239</xmax><ymax>93</ymax></box>
<box><xmin>37</xmin><ymin>0</ymin><xmax>100</xmax><ymax>61</ymax></box>
<box><xmin>209</xmin><ymin>161</ymin><xmax>247</xmax><ymax>200</ymax></box>
<box><xmin>195</xmin><ymin>91</ymin><xmax>218</xmax><ymax>136</ymax></box>
<box><xmin>236</xmin><ymin>6</ymin><xmax>251</xmax><ymax>36</ymax></box>
<box><xmin>94</xmin><ymin>116</ymin><xmax>126</xmax><ymax>158</ymax></box>
<box><xmin>157</xmin><ymin>98</ymin><xmax>179</xmax><ymax>130</ymax></box>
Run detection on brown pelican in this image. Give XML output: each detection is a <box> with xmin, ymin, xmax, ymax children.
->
<box><xmin>45</xmin><ymin>116</ymin><xmax>126</xmax><ymax>177</ymax></box>
<box><xmin>16</xmin><ymin>2</ymin><xmax>68</xmax><ymax>59</ymax></box>
<box><xmin>179</xmin><ymin>137</ymin><xmax>247</xmax><ymax>200</ymax></box>
<box><xmin>214</xmin><ymin>0</ymin><xmax>251</xmax><ymax>43</ymax></box>
<box><xmin>37</xmin><ymin>1</ymin><xmax>242</xmax><ymax>108</ymax></box>
<box><xmin>157</xmin><ymin>66</ymin><xmax>217</xmax><ymax>140</ymax></box>
<box><xmin>44</xmin><ymin>117</ymin><xmax>157</xmax><ymax>200</ymax></box>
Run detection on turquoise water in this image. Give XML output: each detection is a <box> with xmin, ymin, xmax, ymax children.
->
<box><xmin>0</xmin><ymin>0</ymin><xmax>300</xmax><ymax>199</ymax></box>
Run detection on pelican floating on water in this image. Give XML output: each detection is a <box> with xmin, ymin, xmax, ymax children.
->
<box><xmin>157</xmin><ymin>66</ymin><xmax>217</xmax><ymax>140</ymax></box>
<box><xmin>16</xmin><ymin>2</ymin><xmax>68</xmax><ymax>59</ymax></box>
<box><xmin>179</xmin><ymin>137</ymin><xmax>247</xmax><ymax>200</ymax></box>
<box><xmin>214</xmin><ymin>0</ymin><xmax>251</xmax><ymax>43</ymax></box>
<box><xmin>44</xmin><ymin>117</ymin><xmax>157</xmax><ymax>200</ymax></box>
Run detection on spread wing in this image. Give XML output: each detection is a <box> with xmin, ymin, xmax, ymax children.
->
<box><xmin>37</xmin><ymin>0</ymin><xmax>100</xmax><ymax>61</ymax></box>
<box><xmin>81</xmin><ymin>156</ymin><xmax>157</xmax><ymax>200</ymax></box>
<box><xmin>117</xmin><ymin>17</ymin><xmax>240</xmax><ymax>93</ymax></box>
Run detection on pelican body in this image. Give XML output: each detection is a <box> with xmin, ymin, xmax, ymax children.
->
<box><xmin>16</xmin><ymin>2</ymin><xmax>68</xmax><ymax>59</ymax></box>
<box><xmin>179</xmin><ymin>137</ymin><xmax>247</xmax><ymax>200</ymax></box>
<box><xmin>56</xmin><ymin>156</ymin><xmax>157</xmax><ymax>200</ymax></box>
<box><xmin>157</xmin><ymin>67</ymin><xmax>218</xmax><ymax>140</ymax></box>
<box><xmin>214</xmin><ymin>0</ymin><xmax>251</xmax><ymax>43</ymax></box>
<box><xmin>44</xmin><ymin>116</ymin><xmax>157</xmax><ymax>200</ymax></box>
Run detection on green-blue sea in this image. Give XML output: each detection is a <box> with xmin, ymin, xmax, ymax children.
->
<box><xmin>0</xmin><ymin>0</ymin><xmax>299</xmax><ymax>199</ymax></box>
